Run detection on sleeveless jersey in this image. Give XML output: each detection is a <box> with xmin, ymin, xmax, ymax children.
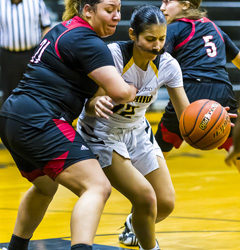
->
<box><xmin>80</xmin><ymin>41</ymin><xmax>183</xmax><ymax>129</ymax></box>
<box><xmin>165</xmin><ymin>17</ymin><xmax>239</xmax><ymax>85</ymax></box>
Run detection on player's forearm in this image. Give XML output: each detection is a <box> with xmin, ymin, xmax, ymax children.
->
<box><xmin>85</xmin><ymin>98</ymin><xmax>97</xmax><ymax>116</ymax></box>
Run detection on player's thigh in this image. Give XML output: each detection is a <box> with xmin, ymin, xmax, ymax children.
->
<box><xmin>56</xmin><ymin>158</ymin><xmax>111</xmax><ymax>197</ymax></box>
<box><xmin>145</xmin><ymin>156</ymin><xmax>175</xmax><ymax>204</ymax></box>
<box><xmin>32</xmin><ymin>175</ymin><xmax>59</xmax><ymax>196</ymax></box>
<box><xmin>103</xmin><ymin>151</ymin><xmax>155</xmax><ymax>204</ymax></box>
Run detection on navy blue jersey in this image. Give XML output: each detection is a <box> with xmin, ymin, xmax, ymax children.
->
<box><xmin>0</xmin><ymin>16</ymin><xmax>114</xmax><ymax>124</ymax></box>
<box><xmin>165</xmin><ymin>17</ymin><xmax>239</xmax><ymax>85</ymax></box>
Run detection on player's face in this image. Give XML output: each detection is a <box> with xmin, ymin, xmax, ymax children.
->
<box><xmin>160</xmin><ymin>0</ymin><xmax>186</xmax><ymax>24</ymax></box>
<box><xmin>90</xmin><ymin>0</ymin><xmax>121</xmax><ymax>37</ymax></box>
<box><xmin>132</xmin><ymin>24</ymin><xmax>166</xmax><ymax>61</ymax></box>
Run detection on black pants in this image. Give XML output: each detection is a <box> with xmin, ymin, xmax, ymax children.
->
<box><xmin>0</xmin><ymin>47</ymin><xmax>36</xmax><ymax>102</ymax></box>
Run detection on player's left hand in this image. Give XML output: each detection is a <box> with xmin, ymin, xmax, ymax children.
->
<box><xmin>224</xmin><ymin>106</ymin><xmax>237</xmax><ymax>127</ymax></box>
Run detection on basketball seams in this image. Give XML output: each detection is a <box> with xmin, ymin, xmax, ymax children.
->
<box><xmin>196</xmin><ymin>110</ymin><xmax>231</xmax><ymax>149</ymax></box>
<box><xmin>179</xmin><ymin>99</ymin><xmax>231</xmax><ymax>150</ymax></box>
<box><xmin>183</xmin><ymin>99</ymin><xmax>210</xmax><ymax>137</ymax></box>
<box><xmin>193</xmin><ymin>105</ymin><xmax>223</xmax><ymax>145</ymax></box>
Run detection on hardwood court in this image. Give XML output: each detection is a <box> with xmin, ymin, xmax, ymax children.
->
<box><xmin>0</xmin><ymin>113</ymin><xmax>240</xmax><ymax>250</ymax></box>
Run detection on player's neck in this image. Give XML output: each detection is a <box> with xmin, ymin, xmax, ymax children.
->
<box><xmin>133</xmin><ymin>47</ymin><xmax>149</xmax><ymax>71</ymax></box>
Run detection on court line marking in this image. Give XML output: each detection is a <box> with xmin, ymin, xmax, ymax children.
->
<box><xmin>0</xmin><ymin>208</ymin><xmax>239</xmax><ymax>223</ymax></box>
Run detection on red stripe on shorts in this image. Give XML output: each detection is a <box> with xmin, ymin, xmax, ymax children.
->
<box><xmin>161</xmin><ymin>123</ymin><xmax>183</xmax><ymax>149</ymax></box>
<box><xmin>43</xmin><ymin>151</ymin><xmax>69</xmax><ymax>179</ymax></box>
<box><xmin>218</xmin><ymin>137</ymin><xmax>232</xmax><ymax>151</ymax></box>
<box><xmin>20</xmin><ymin>168</ymin><xmax>45</xmax><ymax>182</ymax></box>
<box><xmin>53</xmin><ymin>119</ymin><xmax>76</xmax><ymax>142</ymax></box>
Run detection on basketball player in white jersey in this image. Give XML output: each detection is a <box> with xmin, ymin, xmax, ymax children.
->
<box><xmin>77</xmin><ymin>5</ymin><xmax>189</xmax><ymax>250</ymax></box>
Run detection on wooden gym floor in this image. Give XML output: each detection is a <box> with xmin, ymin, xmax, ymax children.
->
<box><xmin>0</xmin><ymin>112</ymin><xmax>240</xmax><ymax>250</ymax></box>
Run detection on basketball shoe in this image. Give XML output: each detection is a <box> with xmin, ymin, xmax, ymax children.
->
<box><xmin>119</xmin><ymin>214</ymin><xmax>138</xmax><ymax>246</ymax></box>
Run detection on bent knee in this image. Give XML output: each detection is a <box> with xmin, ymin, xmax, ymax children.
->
<box><xmin>132</xmin><ymin>188</ymin><xmax>157</xmax><ymax>214</ymax></box>
<box><xmin>91</xmin><ymin>178</ymin><xmax>112</xmax><ymax>202</ymax></box>
<box><xmin>156</xmin><ymin>196</ymin><xmax>175</xmax><ymax>222</ymax></box>
<box><xmin>100</xmin><ymin>179</ymin><xmax>112</xmax><ymax>201</ymax></box>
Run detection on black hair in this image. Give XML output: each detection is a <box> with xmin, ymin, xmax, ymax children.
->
<box><xmin>130</xmin><ymin>5</ymin><xmax>166</xmax><ymax>37</ymax></box>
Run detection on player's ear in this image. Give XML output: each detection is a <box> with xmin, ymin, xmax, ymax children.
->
<box><xmin>82</xmin><ymin>4</ymin><xmax>93</xmax><ymax>18</ymax></box>
<box><xmin>128</xmin><ymin>28</ymin><xmax>136</xmax><ymax>41</ymax></box>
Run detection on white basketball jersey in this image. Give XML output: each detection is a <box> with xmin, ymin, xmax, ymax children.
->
<box><xmin>79</xmin><ymin>41</ymin><xmax>183</xmax><ymax>129</ymax></box>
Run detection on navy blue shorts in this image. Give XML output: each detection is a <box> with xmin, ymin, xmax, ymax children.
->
<box><xmin>0</xmin><ymin>116</ymin><xmax>95</xmax><ymax>182</ymax></box>
<box><xmin>155</xmin><ymin>81</ymin><xmax>238</xmax><ymax>152</ymax></box>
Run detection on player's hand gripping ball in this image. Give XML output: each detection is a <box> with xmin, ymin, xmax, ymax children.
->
<box><xmin>179</xmin><ymin>99</ymin><xmax>231</xmax><ymax>150</ymax></box>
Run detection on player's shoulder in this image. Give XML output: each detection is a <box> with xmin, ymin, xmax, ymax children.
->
<box><xmin>168</xmin><ymin>20</ymin><xmax>190</xmax><ymax>30</ymax></box>
<box><xmin>108</xmin><ymin>41</ymin><xmax>133</xmax><ymax>55</ymax></box>
<box><xmin>107</xmin><ymin>42</ymin><xmax>120</xmax><ymax>53</ymax></box>
<box><xmin>160</xmin><ymin>52</ymin><xmax>180</xmax><ymax>69</ymax></box>
<box><xmin>167</xmin><ymin>20</ymin><xmax>192</xmax><ymax>38</ymax></box>
<box><xmin>108</xmin><ymin>41</ymin><xmax>134</xmax><ymax>68</ymax></box>
<box><xmin>159</xmin><ymin>52</ymin><xmax>182</xmax><ymax>83</ymax></box>
<box><xmin>62</xmin><ymin>27</ymin><xmax>101</xmax><ymax>44</ymax></box>
<box><xmin>107</xmin><ymin>42</ymin><xmax>123</xmax><ymax>61</ymax></box>
<box><xmin>59</xmin><ymin>27</ymin><xmax>106</xmax><ymax>52</ymax></box>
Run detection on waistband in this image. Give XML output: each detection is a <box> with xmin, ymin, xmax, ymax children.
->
<box><xmin>184</xmin><ymin>78</ymin><xmax>219</xmax><ymax>83</ymax></box>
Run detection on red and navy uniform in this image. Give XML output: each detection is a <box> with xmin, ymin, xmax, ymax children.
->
<box><xmin>0</xmin><ymin>17</ymin><xmax>114</xmax><ymax>181</ymax></box>
<box><xmin>155</xmin><ymin>17</ymin><xmax>239</xmax><ymax>152</ymax></box>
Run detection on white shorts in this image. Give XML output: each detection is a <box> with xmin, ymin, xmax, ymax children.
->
<box><xmin>77</xmin><ymin>118</ymin><xmax>164</xmax><ymax>176</ymax></box>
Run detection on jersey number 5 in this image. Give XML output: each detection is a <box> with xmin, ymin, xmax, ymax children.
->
<box><xmin>30</xmin><ymin>39</ymin><xmax>51</xmax><ymax>64</ymax></box>
<box><xmin>202</xmin><ymin>35</ymin><xmax>217</xmax><ymax>58</ymax></box>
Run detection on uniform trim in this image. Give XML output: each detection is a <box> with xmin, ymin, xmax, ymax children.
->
<box><xmin>44</xmin><ymin>151</ymin><xmax>69</xmax><ymax>179</ymax></box>
<box><xmin>116</xmin><ymin>41</ymin><xmax>161</xmax><ymax>77</ymax></box>
<box><xmin>217</xmin><ymin>137</ymin><xmax>232</xmax><ymax>151</ymax></box>
<box><xmin>150</xmin><ymin>61</ymin><xmax>159</xmax><ymax>78</ymax></box>
<box><xmin>161</xmin><ymin>123</ymin><xmax>183</xmax><ymax>149</ymax></box>
<box><xmin>20</xmin><ymin>169</ymin><xmax>45</xmax><ymax>182</ymax></box>
<box><xmin>174</xmin><ymin>17</ymin><xmax>224</xmax><ymax>51</ymax></box>
<box><xmin>53</xmin><ymin>119</ymin><xmax>76</xmax><ymax>142</ymax></box>
<box><xmin>174</xmin><ymin>18</ymin><xmax>196</xmax><ymax>51</ymax></box>
<box><xmin>116</xmin><ymin>41</ymin><xmax>133</xmax><ymax>68</ymax></box>
<box><xmin>122</xmin><ymin>57</ymin><xmax>134</xmax><ymax>76</ymax></box>
<box><xmin>206</xmin><ymin>18</ymin><xmax>224</xmax><ymax>42</ymax></box>
<box><xmin>55</xmin><ymin>17</ymin><xmax>94</xmax><ymax>59</ymax></box>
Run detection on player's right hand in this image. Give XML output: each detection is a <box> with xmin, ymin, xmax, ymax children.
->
<box><xmin>95</xmin><ymin>95</ymin><xmax>113</xmax><ymax>119</ymax></box>
<box><xmin>225</xmin><ymin>146</ymin><xmax>240</xmax><ymax>172</ymax></box>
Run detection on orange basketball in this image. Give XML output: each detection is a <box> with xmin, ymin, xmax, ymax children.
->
<box><xmin>179</xmin><ymin>99</ymin><xmax>231</xmax><ymax>150</ymax></box>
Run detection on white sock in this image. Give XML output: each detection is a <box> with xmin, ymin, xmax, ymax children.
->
<box><xmin>128</xmin><ymin>213</ymin><xmax>135</xmax><ymax>233</ymax></box>
<box><xmin>139</xmin><ymin>240</ymin><xmax>159</xmax><ymax>250</ymax></box>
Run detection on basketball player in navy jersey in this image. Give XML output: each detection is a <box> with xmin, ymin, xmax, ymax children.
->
<box><xmin>155</xmin><ymin>0</ymin><xmax>240</xmax><ymax>157</ymax></box>
<box><xmin>0</xmin><ymin>0</ymin><xmax>137</xmax><ymax>250</ymax></box>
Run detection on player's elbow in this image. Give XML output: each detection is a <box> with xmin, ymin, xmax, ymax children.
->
<box><xmin>112</xmin><ymin>87</ymin><xmax>136</xmax><ymax>104</ymax></box>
